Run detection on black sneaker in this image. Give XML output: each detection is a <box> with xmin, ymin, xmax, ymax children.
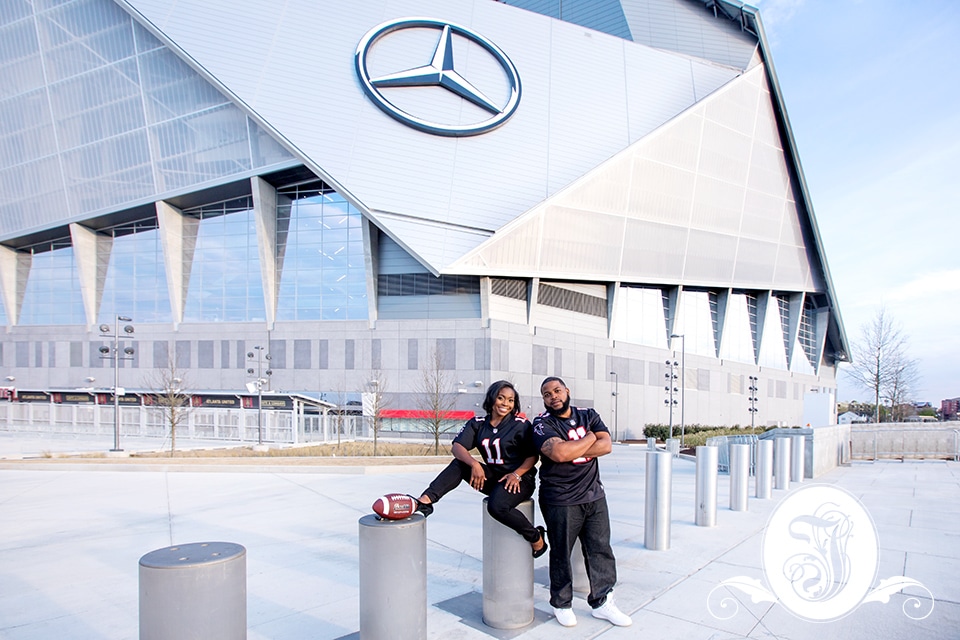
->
<box><xmin>412</xmin><ymin>496</ymin><xmax>434</xmax><ymax>517</ymax></box>
<box><xmin>532</xmin><ymin>525</ymin><xmax>548</xmax><ymax>558</ymax></box>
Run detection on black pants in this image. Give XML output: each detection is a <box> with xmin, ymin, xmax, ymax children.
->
<box><xmin>539</xmin><ymin>496</ymin><xmax>617</xmax><ymax>609</ymax></box>
<box><xmin>422</xmin><ymin>459</ymin><xmax>539</xmax><ymax>542</ymax></box>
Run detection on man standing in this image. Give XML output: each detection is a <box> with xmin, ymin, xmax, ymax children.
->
<box><xmin>532</xmin><ymin>376</ymin><xmax>632</xmax><ymax>628</ymax></box>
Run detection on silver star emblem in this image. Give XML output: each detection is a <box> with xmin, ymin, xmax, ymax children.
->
<box><xmin>355</xmin><ymin>18</ymin><xmax>521</xmax><ymax>136</ymax></box>
<box><xmin>370</xmin><ymin>25</ymin><xmax>501</xmax><ymax>115</ymax></box>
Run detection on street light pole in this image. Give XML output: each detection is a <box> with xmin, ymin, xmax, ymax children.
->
<box><xmin>664</xmin><ymin>360</ymin><xmax>678</xmax><ymax>439</ymax></box>
<box><xmin>670</xmin><ymin>334</ymin><xmax>685</xmax><ymax>446</ymax></box>
<box><xmin>100</xmin><ymin>316</ymin><xmax>134</xmax><ymax>452</ymax></box>
<box><xmin>609</xmin><ymin>371</ymin><xmax>619</xmax><ymax>442</ymax></box>
<box><xmin>247</xmin><ymin>347</ymin><xmax>272</xmax><ymax>445</ymax></box>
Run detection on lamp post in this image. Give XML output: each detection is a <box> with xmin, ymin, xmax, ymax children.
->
<box><xmin>664</xmin><ymin>359</ymin><xmax>678</xmax><ymax>439</ymax></box>
<box><xmin>748</xmin><ymin>375</ymin><xmax>759</xmax><ymax>428</ymax></box>
<box><xmin>609</xmin><ymin>370</ymin><xmax>619</xmax><ymax>442</ymax></box>
<box><xmin>99</xmin><ymin>316</ymin><xmax>134</xmax><ymax>452</ymax></box>
<box><xmin>669</xmin><ymin>334</ymin><xmax>685</xmax><ymax>445</ymax></box>
<box><xmin>247</xmin><ymin>347</ymin><xmax>272</xmax><ymax>445</ymax></box>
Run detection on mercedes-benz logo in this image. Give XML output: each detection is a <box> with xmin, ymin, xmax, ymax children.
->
<box><xmin>355</xmin><ymin>17</ymin><xmax>521</xmax><ymax>136</ymax></box>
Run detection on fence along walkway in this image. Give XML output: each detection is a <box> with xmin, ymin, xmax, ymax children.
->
<box><xmin>0</xmin><ymin>401</ymin><xmax>358</xmax><ymax>445</ymax></box>
<box><xmin>704</xmin><ymin>434</ymin><xmax>759</xmax><ymax>472</ymax></box>
<box><xmin>851</xmin><ymin>425</ymin><xmax>960</xmax><ymax>461</ymax></box>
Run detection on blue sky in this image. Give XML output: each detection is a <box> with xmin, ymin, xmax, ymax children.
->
<box><xmin>752</xmin><ymin>0</ymin><xmax>960</xmax><ymax>405</ymax></box>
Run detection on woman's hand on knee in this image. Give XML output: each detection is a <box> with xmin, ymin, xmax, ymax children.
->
<box><xmin>499</xmin><ymin>471</ymin><xmax>522</xmax><ymax>494</ymax></box>
<box><xmin>469</xmin><ymin>462</ymin><xmax>486</xmax><ymax>491</ymax></box>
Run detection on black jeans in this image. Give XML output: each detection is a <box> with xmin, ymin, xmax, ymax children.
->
<box><xmin>422</xmin><ymin>459</ymin><xmax>539</xmax><ymax>542</ymax></box>
<box><xmin>539</xmin><ymin>496</ymin><xmax>617</xmax><ymax>609</ymax></box>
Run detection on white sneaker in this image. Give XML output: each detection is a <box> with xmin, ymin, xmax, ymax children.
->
<box><xmin>552</xmin><ymin>606</ymin><xmax>577</xmax><ymax>627</ymax></box>
<box><xmin>592</xmin><ymin>595</ymin><xmax>632</xmax><ymax>626</ymax></box>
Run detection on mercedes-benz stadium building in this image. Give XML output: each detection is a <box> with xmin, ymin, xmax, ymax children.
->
<box><xmin>0</xmin><ymin>0</ymin><xmax>849</xmax><ymax>440</ymax></box>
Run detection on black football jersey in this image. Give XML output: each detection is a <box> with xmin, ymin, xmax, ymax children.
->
<box><xmin>454</xmin><ymin>415</ymin><xmax>537</xmax><ymax>473</ymax></box>
<box><xmin>532</xmin><ymin>407</ymin><xmax>608</xmax><ymax>506</ymax></box>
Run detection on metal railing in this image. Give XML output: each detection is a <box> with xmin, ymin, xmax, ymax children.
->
<box><xmin>851</xmin><ymin>426</ymin><xmax>960</xmax><ymax>461</ymax></box>
<box><xmin>705</xmin><ymin>434</ymin><xmax>759</xmax><ymax>473</ymax></box>
<box><xmin>0</xmin><ymin>401</ymin><xmax>356</xmax><ymax>445</ymax></box>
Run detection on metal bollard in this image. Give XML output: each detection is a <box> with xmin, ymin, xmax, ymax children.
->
<box><xmin>755</xmin><ymin>439</ymin><xmax>774</xmax><ymax>499</ymax></box>
<box><xmin>774</xmin><ymin>437</ymin><xmax>791</xmax><ymax>491</ymax></box>
<box><xmin>359</xmin><ymin>514</ymin><xmax>427</xmax><ymax>640</ymax></box>
<box><xmin>645</xmin><ymin>450</ymin><xmax>672</xmax><ymax>550</ymax></box>
<box><xmin>791</xmin><ymin>434</ymin><xmax>805</xmax><ymax>483</ymax></box>
<box><xmin>139</xmin><ymin>541</ymin><xmax>246</xmax><ymax>640</ymax></box>
<box><xmin>571</xmin><ymin>538</ymin><xmax>589</xmax><ymax>595</ymax></box>
<box><xmin>647</xmin><ymin>437</ymin><xmax>658</xmax><ymax>451</ymax></box>
<box><xmin>729</xmin><ymin>444</ymin><xmax>750</xmax><ymax>511</ymax></box>
<box><xmin>482</xmin><ymin>498</ymin><xmax>534</xmax><ymax>629</ymax></box>
<box><xmin>666</xmin><ymin>438</ymin><xmax>680</xmax><ymax>456</ymax></box>
<box><xmin>695</xmin><ymin>445</ymin><xmax>718</xmax><ymax>526</ymax></box>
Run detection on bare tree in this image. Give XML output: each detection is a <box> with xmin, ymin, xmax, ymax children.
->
<box><xmin>885</xmin><ymin>358</ymin><xmax>920</xmax><ymax>422</ymax></box>
<box><xmin>414</xmin><ymin>347</ymin><xmax>460</xmax><ymax>455</ymax></box>
<box><xmin>330</xmin><ymin>376</ymin><xmax>348</xmax><ymax>455</ymax></box>
<box><xmin>144</xmin><ymin>358</ymin><xmax>192</xmax><ymax>456</ymax></box>
<box><xmin>846</xmin><ymin>308</ymin><xmax>918</xmax><ymax>422</ymax></box>
<box><xmin>363</xmin><ymin>369</ymin><xmax>389</xmax><ymax>455</ymax></box>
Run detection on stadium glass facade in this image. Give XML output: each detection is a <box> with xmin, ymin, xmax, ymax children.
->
<box><xmin>0</xmin><ymin>0</ymin><xmax>849</xmax><ymax>438</ymax></box>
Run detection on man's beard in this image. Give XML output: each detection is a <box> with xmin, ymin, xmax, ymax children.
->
<box><xmin>545</xmin><ymin>395</ymin><xmax>570</xmax><ymax>417</ymax></box>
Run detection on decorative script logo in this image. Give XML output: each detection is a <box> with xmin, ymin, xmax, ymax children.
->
<box><xmin>355</xmin><ymin>17</ymin><xmax>521</xmax><ymax>136</ymax></box>
<box><xmin>709</xmin><ymin>484</ymin><xmax>933</xmax><ymax>623</ymax></box>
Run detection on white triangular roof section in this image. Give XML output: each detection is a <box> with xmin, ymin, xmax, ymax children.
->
<box><xmin>118</xmin><ymin>0</ymin><xmax>740</xmax><ymax>274</ymax></box>
<box><xmin>454</xmin><ymin>64</ymin><xmax>825</xmax><ymax>294</ymax></box>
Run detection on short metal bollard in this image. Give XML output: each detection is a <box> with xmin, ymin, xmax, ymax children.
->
<box><xmin>645</xmin><ymin>450</ymin><xmax>672</xmax><ymax>550</ymax></box>
<box><xmin>647</xmin><ymin>437</ymin><xmax>658</xmax><ymax>451</ymax></box>
<box><xmin>755</xmin><ymin>439</ymin><xmax>774</xmax><ymax>499</ymax></box>
<box><xmin>359</xmin><ymin>514</ymin><xmax>427</xmax><ymax>640</ymax></box>
<box><xmin>571</xmin><ymin>538</ymin><xmax>589</xmax><ymax>595</ymax></box>
<box><xmin>666</xmin><ymin>438</ymin><xmax>680</xmax><ymax>456</ymax></box>
<box><xmin>774</xmin><ymin>437</ymin><xmax>791</xmax><ymax>491</ymax></box>
<box><xmin>695</xmin><ymin>445</ymin><xmax>718</xmax><ymax>526</ymax></box>
<box><xmin>139</xmin><ymin>541</ymin><xmax>246</xmax><ymax>640</ymax></box>
<box><xmin>729</xmin><ymin>444</ymin><xmax>750</xmax><ymax>511</ymax></box>
<box><xmin>791</xmin><ymin>434</ymin><xmax>805</xmax><ymax>483</ymax></box>
<box><xmin>482</xmin><ymin>498</ymin><xmax>534</xmax><ymax>629</ymax></box>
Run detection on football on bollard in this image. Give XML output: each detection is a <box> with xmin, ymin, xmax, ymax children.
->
<box><xmin>372</xmin><ymin>494</ymin><xmax>418</xmax><ymax>520</ymax></box>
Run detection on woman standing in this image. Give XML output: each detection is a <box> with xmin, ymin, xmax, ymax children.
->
<box><xmin>414</xmin><ymin>380</ymin><xmax>547</xmax><ymax>557</ymax></box>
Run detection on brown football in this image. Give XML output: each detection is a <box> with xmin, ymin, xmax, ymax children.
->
<box><xmin>372</xmin><ymin>493</ymin><xmax>417</xmax><ymax>520</ymax></box>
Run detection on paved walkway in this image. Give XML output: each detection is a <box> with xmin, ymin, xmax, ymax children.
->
<box><xmin>0</xmin><ymin>436</ymin><xmax>957</xmax><ymax>639</ymax></box>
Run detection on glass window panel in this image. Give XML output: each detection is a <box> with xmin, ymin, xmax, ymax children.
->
<box><xmin>0</xmin><ymin>1</ymin><xmax>282</xmax><ymax>240</ymax></box>
<box><xmin>0</xmin><ymin>2</ymin><xmax>32</xmax><ymax>27</ymax></box>
<box><xmin>38</xmin><ymin>1</ymin><xmax>135</xmax><ymax>82</ymax></box>
<box><xmin>139</xmin><ymin>48</ymin><xmax>228</xmax><ymax>122</ymax></box>
<box><xmin>674</xmin><ymin>290</ymin><xmax>717</xmax><ymax>358</ymax></box>
<box><xmin>55</xmin><ymin>95</ymin><xmax>145</xmax><ymax>150</ymax></box>
<box><xmin>276</xmin><ymin>185</ymin><xmax>368</xmax><ymax>320</ymax></box>
<box><xmin>181</xmin><ymin>204</ymin><xmax>264</xmax><ymax>322</ymax></box>
<box><xmin>718</xmin><ymin>294</ymin><xmax>756</xmax><ymax>365</ymax></box>
<box><xmin>20</xmin><ymin>243</ymin><xmax>84</xmax><ymax>324</ymax></box>
<box><xmin>151</xmin><ymin>105</ymin><xmax>251</xmax><ymax>190</ymax></box>
<box><xmin>248</xmin><ymin>117</ymin><xmax>294</xmax><ymax>167</ymax></box>
<box><xmin>132</xmin><ymin>21</ymin><xmax>162</xmax><ymax>53</ymax></box>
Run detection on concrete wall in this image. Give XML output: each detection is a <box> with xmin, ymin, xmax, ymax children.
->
<box><xmin>851</xmin><ymin>424</ymin><xmax>960</xmax><ymax>460</ymax></box>
<box><xmin>762</xmin><ymin>424</ymin><xmax>851</xmax><ymax>478</ymax></box>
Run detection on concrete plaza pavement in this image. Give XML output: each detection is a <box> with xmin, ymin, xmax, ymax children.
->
<box><xmin>0</xmin><ymin>435</ymin><xmax>957</xmax><ymax>640</ymax></box>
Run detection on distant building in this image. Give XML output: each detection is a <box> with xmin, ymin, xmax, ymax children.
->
<box><xmin>942</xmin><ymin>398</ymin><xmax>960</xmax><ymax>421</ymax></box>
<box><xmin>838</xmin><ymin>411</ymin><xmax>868</xmax><ymax>425</ymax></box>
